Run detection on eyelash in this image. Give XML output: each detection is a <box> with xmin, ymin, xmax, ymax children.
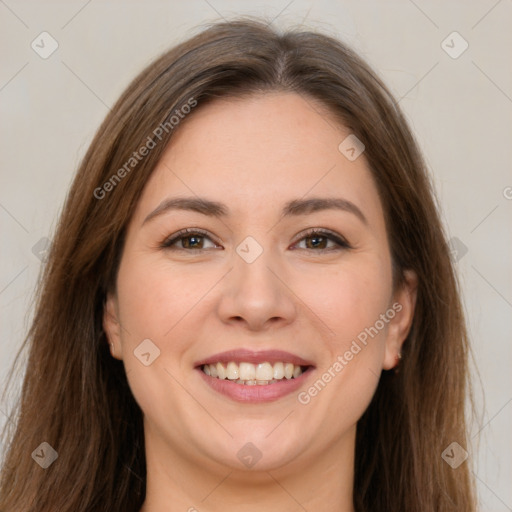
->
<box><xmin>159</xmin><ymin>227</ymin><xmax>352</xmax><ymax>253</ymax></box>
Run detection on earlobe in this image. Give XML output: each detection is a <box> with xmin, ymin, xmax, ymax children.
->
<box><xmin>103</xmin><ymin>292</ymin><xmax>123</xmax><ymax>360</ymax></box>
<box><xmin>382</xmin><ymin>269</ymin><xmax>418</xmax><ymax>370</ymax></box>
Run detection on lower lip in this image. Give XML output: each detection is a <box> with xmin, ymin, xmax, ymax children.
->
<box><xmin>196</xmin><ymin>367</ymin><xmax>314</xmax><ymax>403</ymax></box>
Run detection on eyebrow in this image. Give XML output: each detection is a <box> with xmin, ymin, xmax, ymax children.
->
<box><xmin>142</xmin><ymin>196</ymin><xmax>368</xmax><ymax>226</ymax></box>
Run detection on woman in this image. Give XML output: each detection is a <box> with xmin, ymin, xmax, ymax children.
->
<box><xmin>0</xmin><ymin>18</ymin><xmax>476</xmax><ymax>511</ymax></box>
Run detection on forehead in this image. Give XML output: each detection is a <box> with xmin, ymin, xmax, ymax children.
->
<box><xmin>133</xmin><ymin>92</ymin><xmax>384</xmax><ymax>228</ymax></box>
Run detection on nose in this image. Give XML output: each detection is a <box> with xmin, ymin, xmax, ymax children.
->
<box><xmin>216</xmin><ymin>243</ymin><xmax>297</xmax><ymax>332</ymax></box>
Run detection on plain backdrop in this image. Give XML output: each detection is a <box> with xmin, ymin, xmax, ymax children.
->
<box><xmin>1</xmin><ymin>1</ymin><xmax>511</xmax><ymax>510</ymax></box>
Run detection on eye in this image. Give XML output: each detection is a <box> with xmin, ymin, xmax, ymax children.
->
<box><xmin>160</xmin><ymin>228</ymin><xmax>220</xmax><ymax>251</ymax></box>
<box><xmin>291</xmin><ymin>228</ymin><xmax>351</xmax><ymax>252</ymax></box>
<box><xmin>160</xmin><ymin>227</ymin><xmax>351</xmax><ymax>252</ymax></box>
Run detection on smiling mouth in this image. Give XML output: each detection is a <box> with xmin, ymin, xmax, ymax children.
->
<box><xmin>200</xmin><ymin>361</ymin><xmax>310</xmax><ymax>385</ymax></box>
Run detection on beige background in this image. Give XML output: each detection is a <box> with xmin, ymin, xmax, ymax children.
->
<box><xmin>1</xmin><ymin>1</ymin><xmax>511</xmax><ymax>509</ymax></box>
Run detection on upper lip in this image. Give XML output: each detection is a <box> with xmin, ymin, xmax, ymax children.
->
<box><xmin>194</xmin><ymin>349</ymin><xmax>315</xmax><ymax>368</ymax></box>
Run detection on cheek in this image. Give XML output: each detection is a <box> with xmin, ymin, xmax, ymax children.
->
<box><xmin>297</xmin><ymin>269</ymin><xmax>391</xmax><ymax>437</ymax></box>
<box><xmin>114</xmin><ymin>256</ymin><xmax>206</xmax><ymax>425</ymax></box>
<box><xmin>116</xmin><ymin>254</ymin><xmax>207</xmax><ymax>339</ymax></box>
<box><xmin>299</xmin><ymin>256</ymin><xmax>392</xmax><ymax>347</ymax></box>
<box><xmin>114</xmin><ymin>254</ymin><xmax>227</xmax><ymax>382</ymax></box>
<box><xmin>294</xmin><ymin>257</ymin><xmax>392</xmax><ymax>424</ymax></box>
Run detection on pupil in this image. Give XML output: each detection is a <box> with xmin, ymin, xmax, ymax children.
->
<box><xmin>185</xmin><ymin>236</ymin><xmax>201</xmax><ymax>248</ymax></box>
<box><xmin>308</xmin><ymin>236</ymin><xmax>326</xmax><ymax>249</ymax></box>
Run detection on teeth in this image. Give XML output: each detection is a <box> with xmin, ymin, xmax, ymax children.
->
<box><xmin>256</xmin><ymin>362</ymin><xmax>273</xmax><ymax>381</ymax></box>
<box><xmin>239</xmin><ymin>362</ymin><xmax>256</xmax><ymax>380</ymax></box>
<box><xmin>273</xmin><ymin>362</ymin><xmax>284</xmax><ymax>379</ymax></box>
<box><xmin>226</xmin><ymin>362</ymin><xmax>239</xmax><ymax>380</ymax></box>
<box><xmin>216</xmin><ymin>362</ymin><xmax>227</xmax><ymax>380</ymax></box>
<box><xmin>203</xmin><ymin>361</ymin><xmax>306</xmax><ymax>384</ymax></box>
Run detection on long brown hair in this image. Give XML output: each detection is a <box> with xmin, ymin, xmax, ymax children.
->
<box><xmin>0</xmin><ymin>17</ymin><xmax>476</xmax><ymax>511</ymax></box>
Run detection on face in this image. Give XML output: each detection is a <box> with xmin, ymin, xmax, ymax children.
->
<box><xmin>104</xmin><ymin>92</ymin><xmax>417</xmax><ymax>475</ymax></box>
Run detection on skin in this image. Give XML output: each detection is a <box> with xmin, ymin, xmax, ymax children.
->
<box><xmin>104</xmin><ymin>92</ymin><xmax>417</xmax><ymax>512</ymax></box>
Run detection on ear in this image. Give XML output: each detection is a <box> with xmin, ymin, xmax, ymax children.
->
<box><xmin>103</xmin><ymin>292</ymin><xmax>123</xmax><ymax>360</ymax></box>
<box><xmin>382</xmin><ymin>269</ymin><xmax>418</xmax><ymax>370</ymax></box>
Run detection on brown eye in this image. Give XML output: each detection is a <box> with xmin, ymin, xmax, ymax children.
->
<box><xmin>304</xmin><ymin>234</ymin><xmax>330</xmax><ymax>249</ymax></box>
<box><xmin>293</xmin><ymin>229</ymin><xmax>351</xmax><ymax>252</ymax></box>
<box><xmin>177</xmin><ymin>235</ymin><xmax>206</xmax><ymax>249</ymax></box>
<box><xmin>161</xmin><ymin>229</ymin><xmax>219</xmax><ymax>250</ymax></box>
